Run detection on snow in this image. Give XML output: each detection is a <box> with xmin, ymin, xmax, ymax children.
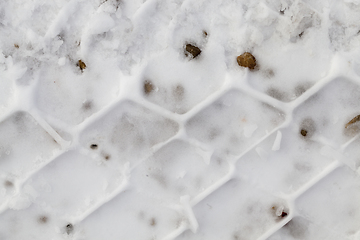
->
<box><xmin>296</xmin><ymin>167</ymin><xmax>360</xmax><ymax>235</ymax></box>
<box><xmin>1</xmin><ymin>0</ymin><xmax>360</xmax><ymax>239</ymax></box>
<box><xmin>272</xmin><ymin>130</ymin><xmax>282</xmax><ymax>151</ymax></box>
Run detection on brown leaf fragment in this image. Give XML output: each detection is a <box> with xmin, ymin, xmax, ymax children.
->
<box><xmin>345</xmin><ymin>115</ymin><xmax>360</xmax><ymax>128</ymax></box>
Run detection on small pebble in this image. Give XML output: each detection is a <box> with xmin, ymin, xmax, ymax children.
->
<box><xmin>300</xmin><ymin>129</ymin><xmax>307</xmax><ymax>137</ymax></box>
<box><xmin>78</xmin><ymin>60</ymin><xmax>86</xmax><ymax>71</ymax></box>
<box><xmin>237</xmin><ymin>52</ymin><xmax>256</xmax><ymax>69</ymax></box>
<box><xmin>185</xmin><ymin>44</ymin><xmax>201</xmax><ymax>58</ymax></box>
<box><xmin>144</xmin><ymin>81</ymin><xmax>154</xmax><ymax>94</ymax></box>
<box><xmin>90</xmin><ymin>144</ymin><xmax>98</xmax><ymax>150</ymax></box>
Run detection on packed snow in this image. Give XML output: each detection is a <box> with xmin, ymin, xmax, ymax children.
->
<box><xmin>1</xmin><ymin>0</ymin><xmax>360</xmax><ymax>239</ymax></box>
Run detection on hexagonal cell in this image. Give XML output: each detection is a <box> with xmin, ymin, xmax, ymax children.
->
<box><xmin>293</xmin><ymin>78</ymin><xmax>360</xmax><ymax>145</ymax></box>
<box><xmin>0</xmin><ymin>112</ymin><xmax>60</xmax><ymax>206</ymax></box>
<box><xmin>20</xmin><ymin>150</ymin><xmax>125</xmax><ymax>219</ymax></box>
<box><xmin>131</xmin><ymin>140</ymin><xmax>230</xmax><ymax>202</ymax></box>
<box><xmin>295</xmin><ymin>166</ymin><xmax>360</xmax><ymax>236</ymax></box>
<box><xmin>234</xmin><ymin>128</ymin><xmax>335</xmax><ymax>194</ymax></box>
<box><xmin>186</xmin><ymin>90</ymin><xmax>285</xmax><ymax>155</ymax></box>
<box><xmin>175</xmin><ymin>178</ymin><xmax>289</xmax><ymax>240</ymax></box>
<box><xmin>79</xmin><ymin>101</ymin><xmax>179</xmax><ymax>167</ymax></box>
<box><xmin>141</xmin><ymin>46</ymin><xmax>226</xmax><ymax>114</ymax></box>
<box><xmin>268</xmin><ymin>216</ymin><xmax>348</xmax><ymax>240</ymax></box>
<box><xmin>77</xmin><ymin>190</ymin><xmax>182</xmax><ymax>240</ymax></box>
<box><xmin>35</xmin><ymin>58</ymin><xmax>119</xmax><ymax>125</ymax></box>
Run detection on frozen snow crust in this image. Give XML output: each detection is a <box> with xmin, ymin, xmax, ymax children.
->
<box><xmin>1</xmin><ymin>0</ymin><xmax>360</xmax><ymax>239</ymax></box>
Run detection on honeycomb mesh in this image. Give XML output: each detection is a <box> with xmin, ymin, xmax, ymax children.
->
<box><xmin>1</xmin><ymin>0</ymin><xmax>360</xmax><ymax>240</ymax></box>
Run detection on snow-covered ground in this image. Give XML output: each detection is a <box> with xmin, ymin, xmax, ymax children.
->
<box><xmin>1</xmin><ymin>0</ymin><xmax>360</xmax><ymax>239</ymax></box>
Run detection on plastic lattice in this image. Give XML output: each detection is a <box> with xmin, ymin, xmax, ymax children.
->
<box><xmin>1</xmin><ymin>0</ymin><xmax>360</xmax><ymax>240</ymax></box>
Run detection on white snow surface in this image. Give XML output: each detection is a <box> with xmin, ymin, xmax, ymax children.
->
<box><xmin>1</xmin><ymin>0</ymin><xmax>360</xmax><ymax>239</ymax></box>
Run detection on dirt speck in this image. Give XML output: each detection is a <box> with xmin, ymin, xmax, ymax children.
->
<box><xmin>267</xmin><ymin>88</ymin><xmax>289</xmax><ymax>102</ymax></box>
<box><xmin>78</xmin><ymin>60</ymin><xmax>86</xmax><ymax>71</ymax></box>
<box><xmin>173</xmin><ymin>85</ymin><xmax>184</xmax><ymax>101</ymax></box>
<box><xmin>90</xmin><ymin>144</ymin><xmax>98</xmax><ymax>150</ymax></box>
<box><xmin>300</xmin><ymin>118</ymin><xmax>316</xmax><ymax>138</ymax></box>
<box><xmin>144</xmin><ymin>80</ymin><xmax>154</xmax><ymax>95</ymax></box>
<box><xmin>82</xmin><ymin>100</ymin><xmax>93</xmax><ymax>110</ymax></box>
<box><xmin>300</xmin><ymin>129</ymin><xmax>307</xmax><ymax>136</ymax></box>
<box><xmin>14</xmin><ymin>44</ymin><xmax>19</xmax><ymax>49</ymax></box>
<box><xmin>232</xmin><ymin>233</ymin><xmax>242</xmax><ymax>240</ymax></box>
<box><xmin>237</xmin><ymin>52</ymin><xmax>256</xmax><ymax>70</ymax></box>
<box><xmin>66</xmin><ymin>223</ymin><xmax>74</xmax><ymax>234</ymax></box>
<box><xmin>185</xmin><ymin>44</ymin><xmax>201</xmax><ymax>58</ymax></box>
<box><xmin>294</xmin><ymin>85</ymin><xmax>309</xmax><ymax>97</ymax></box>
<box><xmin>149</xmin><ymin>218</ymin><xmax>156</xmax><ymax>226</ymax></box>
<box><xmin>271</xmin><ymin>205</ymin><xmax>289</xmax><ymax>220</ymax></box>
<box><xmin>38</xmin><ymin>216</ymin><xmax>48</xmax><ymax>224</ymax></box>
<box><xmin>4</xmin><ymin>180</ymin><xmax>13</xmax><ymax>188</ymax></box>
<box><xmin>102</xmin><ymin>153</ymin><xmax>111</xmax><ymax>160</ymax></box>
<box><xmin>203</xmin><ymin>31</ymin><xmax>208</xmax><ymax>37</ymax></box>
<box><xmin>208</xmin><ymin>128</ymin><xmax>220</xmax><ymax>141</ymax></box>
